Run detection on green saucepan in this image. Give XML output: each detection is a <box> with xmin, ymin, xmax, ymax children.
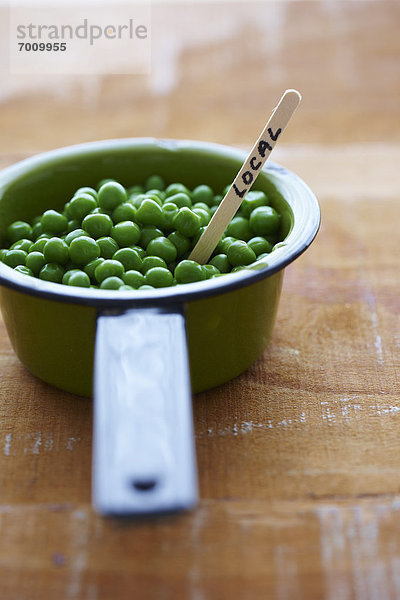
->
<box><xmin>0</xmin><ymin>138</ymin><xmax>320</xmax><ymax>516</ymax></box>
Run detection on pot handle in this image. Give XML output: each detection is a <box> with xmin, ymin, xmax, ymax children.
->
<box><xmin>92</xmin><ymin>306</ymin><xmax>198</xmax><ymax>516</ymax></box>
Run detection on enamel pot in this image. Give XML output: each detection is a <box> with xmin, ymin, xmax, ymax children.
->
<box><xmin>0</xmin><ymin>139</ymin><xmax>320</xmax><ymax>516</ymax></box>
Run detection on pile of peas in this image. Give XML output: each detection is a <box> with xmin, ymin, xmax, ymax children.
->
<box><xmin>0</xmin><ymin>175</ymin><xmax>282</xmax><ymax>290</ymax></box>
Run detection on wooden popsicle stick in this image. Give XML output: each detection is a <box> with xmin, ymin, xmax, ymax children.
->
<box><xmin>189</xmin><ymin>89</ymin><xmax>301</xmax><ymax>264</ymax></box>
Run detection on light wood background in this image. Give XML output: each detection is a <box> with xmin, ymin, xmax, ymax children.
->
<box><xmin>0</xmin><ymin>1</ymin><xmax>399</xmax><ymax>599</ymax></box>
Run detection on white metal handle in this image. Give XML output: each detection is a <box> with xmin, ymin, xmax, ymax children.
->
<box><xmin>92</xmin><ymin>307</ymin><xmax>198</xmax><ymax>516</ymax></box>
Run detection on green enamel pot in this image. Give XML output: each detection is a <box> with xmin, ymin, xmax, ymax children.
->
<box><xmin>0</xmin><ymin>138</ymin><xmax>320</xmax><ymax>516</ymax></box>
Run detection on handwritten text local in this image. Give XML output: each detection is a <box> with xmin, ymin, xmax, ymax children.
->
<box><xmin>232</xmin><ymin>127</ymin><xmax>281</xmax><ymax>198</ymax></box>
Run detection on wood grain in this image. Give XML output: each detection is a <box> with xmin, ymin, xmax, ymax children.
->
<box><xmin>0</xmin><ymin>1</ymin><xmax>400</xmax><ymax>599</ymax></box>
<box><xmin>1</xmin><ymin>497</ymin><xmax>400</xmax><ymax>600</ymax></box>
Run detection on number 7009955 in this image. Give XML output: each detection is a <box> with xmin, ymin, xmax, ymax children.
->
<box><xmin>18</xmin><ymin>42</ymin><xmax>67</xmax><ymax>51</ymax></box>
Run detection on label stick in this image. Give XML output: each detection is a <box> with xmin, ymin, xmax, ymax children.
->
<box><xmin>189</xmin><ymin>89</ymin><xmax>301</xmax><ymax>264</ymax></box>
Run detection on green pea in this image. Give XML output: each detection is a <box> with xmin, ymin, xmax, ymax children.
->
<box><xmin>227</xmin><ymin>240</ymin><xmax>256</xmax><ymax>266</ymax></box>
<box><xmin>98</xmin><ymin>181</ymin><xmax>127</xmax><ymax>211</ymax></box>
<box><xmin>111</xmin><ymin>221</ymin><xmax>141</xmax><ymax>247</ymax></box>
<box><xmin>3</xmin><ymin>249</ymin><xmax>27</xmax><ymax>268</ymax></box>
<box><xmin>131</xmin><ymin>193</ymin><xmax>147</xmax><ymax>209</ymax></box>
<box><xmin>138</xmin><ymin>285</ymin><xmax>155</xmax><ymax>290</ymax></box>
<box><xmin>100</xmin><ymin>276</ymin><xmax>124</xmax><ymax>290</ymax></box>
<box><xmin>209</xmin><ymin>205</ymin><xmax>218</xmax><ymax>216</ymax></box>
<box><xmin>131</xmin><ymin>245</ymin><xmax>146</xmax><ymax>259</ymax></box>
<box><xmin>191</xmin><ymin>226</ymin><xmax>206</xmax><ymax>246</ymax></box>
<box><xmin>249</xmin><ymin>206</ymin><xmax>280</xmax><ymax>236</ymax></box>
<box><xmin>119</xmin><ymin>285</ymin><xmax>134</xmax><ymax>291</ymax></box>
<box><xmin>74</xmin><ymin>186</ymin><xmax>98</xmax><ymax>199</ymax></box>
<box><xmin>82</xmin><ymin>213</ymin><xmax>113</xmax><ymax>239</ymax></box>
<box><xmin>173</xmin><ymin>207</ymin><xmax>202</xmax><ymax>238</ymax></box>
<box><xmin>64</xmin><ymin>202</ymin><xmax>73</xmax><ymax>219</ymax></box>
<box><xmin>161</xmin><ymin>202</ymin><xmax>179</xmax><ymax>231</ymax></box>
<box><xmin>43</xmin><ymin>237</ymin><xmax>69</xmax><ymax>265</ymax></box>
<box><xmin>62</xmin><ymin>269</ymin><xmax>82</xmax><ymax>285</ymax></box>
<box><xmin>240</xmin><ymin>191</ymin><xmax>268</xmax><ymax>217</ymax></box>
<box><xmin>217</xmin><ymin>236</ymin><xmax>237</xmax><ymax>254</ymax></box>
<box><xmin>113</xmin><ymin>248</ymin><xmax>142</xmax><ymax>271</ymax></box>
<box><xmin>146</xmin><ymin>237</ymin><xmax>177</xmax><ymax>264</ymax></box>
<box><xmin>174</xmin><ymin>260</ymin><xmax>206</xmax><ymax>284</ymax></box>
<box><xmin>145</xmin><ymin>193</ymin><xmax>163</xmax><ymax>207</ymax></box>
<box><xmin>166</xmin><ymin>192</ymin><xmax>192</xmax><ymax>209</ymax></box>
<box><xmin>167</xmin><ymin>231</ymin><xmax>190</xmax><ymax>258</ymax></box>
<box><xmin>68</xmin><ymin>193</ymin><xmax>98</xmax><ymax>221</ymax></box>
<box><xmin>140</xmin><ymin>226</ymin><xmax>164</xmax><ymax>248</ymax></box>
<box><xmin>248</xmin><ymin>236</ymin><xmax>272</xmax><ymax>256</ymax></box>
<box><xmin>0</xmin><ymin>249</ymin><xmax>7</xmax><ymax>262</ymax></box>
<box><xmin>231</xmin><ymin>266</ymin><xmax>248</xmax><ymax>273</ymax></box>
<box><xmin>39</xmin><ymin>263</ymin><xmax>65</xmax><ymax>283</ymax></box>
<box><xmin>141</xmin><ymin>256</ymin><xmax>167</xmax><ymax>273</ymax></box>
<box><xmin>66</xmin><ymin>219</ymin><xmax>81</xmax><ymax>234</ymax></box>
<box><xmin>127</xmin><ymin>184</ymin><xmax>144</xmax><ymax>196</ymax></box>
<box><xmin>192</xmin><ymin>202</ymin><xmax>211</xmax><ymax>213</ymax></box>
<box><xmin>203</xmin><ymin>264</ymin><xmax>220</xmax><ymax>279</ymax></box>
<box><xmin>68</xmin><ymin>271</ymin><xmax>91</xmax><ymax>288</ymax></box>
<box><xmin>14</xmin><ymin>265</ymin><xmax>33</xmax><ymax>277</ymax></box>
<box><xmin>111</xmin><ymin>202</ymin><xmax>137</xmax><ymax>224</ymax></box>
<box><xmin>209</xmin><ymin>254</ymin><xmax>230</xmax><ymax>273</ymax></box>
<box><xmin>7</xmin><ymin>221</ymin><xmax>33</xmax><ymax>244</ymax></box>
<box><xmin>32</xmin><ymin>222</ymin><xmax>43</xmax><ymax>239</ymax></box>
<box><xmin>165</xmin><ymin>183</ymin><xmax>190</xmax><ymax>197</ymax></box>
<box><xmin>25</xmin><ymin>251</ymin><xmax>46</xmax><ymax>275</ymax></box>
<box><xmin>122</xmin><ymin>270</ymin><xmax>145</xmax><ymax>288</ymax></box>
<box><xmin>11</xmin><ymin>238</ymin><xmax>33</xmax><ymax>252</ymax></box>
<box><xmin>29</xmin><ymin>238</ymin><xmax>48</xmax><ymax>253</ymax></box>
<box><xmin>65</xmin><ymin>228</ymin><xmax>87</xmax><ymax>245</ymax></box>
<box><xmin>135</xmin><ymin>199</ymin><xmax>163</xmax><ymax>227</ymax></box>
<box><xmin>211</xmin><ymin>234</ymin><xmax>226</xmax><ymax>255</ymax></box>
<box><xmin>84</xmin><ymin>258</ymin><xmax>104</xmax><ymax>281</ymax></box>
<box><xmin>192</xmin><ymin>208</ymin><xmax>211</xmax><ymax>227</ymax></box>
<box><xmin>96</xmin><ymin>178</ymin><xmax>115</xmax><ymax>190</ymax></box>
<box><xmin>145</xmin><ymin>267</ymin><xmax>173</xmax><ymax>288</ymax></box>
<box><xmin>41</xmin><ymin>210</ymin><xmax>68</xmax><ymax>235</ymax></box>
<box><xmin>97</xmin><ymin>236</ymin><xmax>119</xmax><ymax>259</ymax></box>
<box><xmin>0</xmin><ymin>176</ymin><xmax>283</xmax><ymax>293</ymax></box>
<box><xmin>69</xmin><ymin>236</ymin><xmax>100</xmax><ymax>265</ymax></box>
<box><xmin>191</xmin><ymin>184</ymin><xmax>214</xmax><ymax>206</ymax></box>
<box><xmin>94</xmin><ymin>259</ymin><xmax>124</xmax><ymax>283</ymax></box>
<box><xmin>146</xmin><ymin>189</ymin><xmax>166</xmax><ymax>202</ymax></box>
<box><xmin>212</xmin><ymin>194</ymin><xmax>222</xmax><ymax>206</ymax></box>
<box><xmin>90</xmin><ymin>207</ymin><xmax>110</xmax><ymax>215</ymax></box>
<box><xmin>145</xmin><ymin>174</ymin><xmax>165</xmax><ymax>191</ymax></box>
<box><xmin>226</xmin><ymin>216</ymin><xmax>252</xmax><ymax>241</ymax></box>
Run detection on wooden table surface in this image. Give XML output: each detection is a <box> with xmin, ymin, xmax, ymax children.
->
<box><xmin>0</xmin><ymin>1</ymin><xmax>399</xmax><ymax>598</ymax></box>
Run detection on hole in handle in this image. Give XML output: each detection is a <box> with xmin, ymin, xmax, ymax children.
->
<box><xmin>131</xmin><ymin>478</ymin><xmax>158</xmax><ymax>492</ymax></box>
